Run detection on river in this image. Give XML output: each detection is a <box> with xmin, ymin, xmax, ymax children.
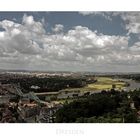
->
<box><xmin>57</xmin><ymin>78</ymin><xmax>140</xmax><ymax>99</ymax></box>
<box><xmin>118</xmin><ymin>79</ymin><xmax>140</xmax><ymax>91</ymax></box>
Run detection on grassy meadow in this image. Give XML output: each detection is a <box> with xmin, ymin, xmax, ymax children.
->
<box><xmin>62</xmin><ymin>77</ymin><xmax>126</xmax><ymax>92</ymax></box>
<box><xmin>87</xmin><ymin>77</ymin><xmax>126</xmax><ymax>90</ymax></box>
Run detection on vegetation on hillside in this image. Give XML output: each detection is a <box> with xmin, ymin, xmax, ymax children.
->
<box><xmin>55</xmin><ymin>89</ymin><xmax>140</xmax><ymax>123</ymax></box>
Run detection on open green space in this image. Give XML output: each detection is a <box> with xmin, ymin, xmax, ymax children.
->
<box><xmin>62</xmin><ymin>77</ymin><xmax>126</xmax><ymax>92</ymax></box>
<box><xmin>87</xmin><ymin>77</ymin><xmax>126</xmax><ymax>90</ymax></box>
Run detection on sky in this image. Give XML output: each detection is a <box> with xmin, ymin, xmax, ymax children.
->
<box><xmin>0</xmin><ymin>12</ymin><xmax>140</xmax><ymax>72</ymax></box>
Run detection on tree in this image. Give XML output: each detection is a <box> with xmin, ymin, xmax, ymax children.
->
<box><xmin>112</xmin><ymin>84</ymin><xmax>116</xmax><ymax>89</ymax></box>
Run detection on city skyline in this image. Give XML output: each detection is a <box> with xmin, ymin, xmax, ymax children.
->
<box><xmin>0</xmin><ymin>12</ymin><xmax>140</xmax><ymax>72</ymax></box>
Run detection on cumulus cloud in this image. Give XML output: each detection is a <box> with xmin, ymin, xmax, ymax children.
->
<box><xmin>52</xmin><ymin>24</ymin><xmax>64</xmax><ymax>33</ymax></box>
<box><xmin>87</xmin><ymin>12</ymin><xmax>140</xmax><ymax>35</ymax></box>
<box><xmin>118</xmin><ymin>12</ymin><xmax>140</xmax><ymax>34</ymax></box>
<box><xmin>79</xmin><ymin>11</ymin><xmax>113</xmax><ymax>21</ymax></box>
<box><xmin>79</xmin><ymin>11</ymin><xmax>96</xmax><ymax>16</ymax></box>
<box><xmin>0</xmin><ymin>14</ymin><xmax>140</xmax><ymax>72</ymax></box>
<box><xmin>79</xmin><ymin>12</ymin><xmax>140</xmax><ymax>35</ymax></box>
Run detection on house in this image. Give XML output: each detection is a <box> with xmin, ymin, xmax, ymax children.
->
<box><xmin>17</xmin><ymin>104</ymin><xmax>40</xmax><ymax>122</ymax></box>
<box><xmin>130</xmin><ymin>102</ymin><xmax>136</xmax><ymax>110</ymax></box>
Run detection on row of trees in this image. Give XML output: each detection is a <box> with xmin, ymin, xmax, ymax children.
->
<box><xmin>1</xmin><ymin>76</ymin><xmax>86</xmax><ymax>93</ymax></box>
<box><xmin>55</xmin><ymin>89</ymin><xmax>140</xmax><ymax>123</ymax></box>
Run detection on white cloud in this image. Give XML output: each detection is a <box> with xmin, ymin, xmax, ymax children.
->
<box><xmin>106</xmin><ymin>12</ymin><xmax>140</xmax><ymax>34</ymax></box>
<box><xmin>22</xmin><ymin>14</ymin><xmax>34</xmax><ymax>25</ymax></box>
<box><xmin>116</xmin><ymin>12</ymin><xmax>140</xmax><ymax>34</ymax></box>
<box><xmin>79</xmin><ymin>12</ymin><xmax>140</xmax><ymax>35</ymax></box>
<box><xmin>0</xmin><ymin>14</ymin><xmax>140</xmax><ymax>72</ymax></box>
<box><xmin>52</xmin><ymin>24</ymin><xmax>64</xmax><ymax>33</ymax></box>
<box><xmin>79</xmin><ymin>11</ymin><xmax>113</xmax><ymax>21</ymax></box>
<box><xmin>79</xmin><ymin>11</ymin><xmax>96</xmax><ymax>16</ymax></box>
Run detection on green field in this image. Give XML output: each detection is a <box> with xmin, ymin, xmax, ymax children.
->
<box><xmin>87</xmin><ymin>77</ymin><xmax>126</xmax><ymax>90</ymax></box>
<box><xmin>62</xmin><ymin>77</ymin><xmax>126</xmax><ymax>92</ymax></box>
<box><xmin>56</xmin><ymin>77</ymin><xmax>127</xmax><ymax>103</ymax></box>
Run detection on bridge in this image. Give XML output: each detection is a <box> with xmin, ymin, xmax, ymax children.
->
<box><xmin>13</xmin><ymin>84</ymin><xmax>46</xmax><ymax>105</ymax></box>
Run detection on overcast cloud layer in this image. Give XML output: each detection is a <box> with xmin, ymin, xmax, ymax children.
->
<box><xmin>0</xmin><ymin>12</ymin><xmax>140</xmax><ymax>72</ymax></box>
